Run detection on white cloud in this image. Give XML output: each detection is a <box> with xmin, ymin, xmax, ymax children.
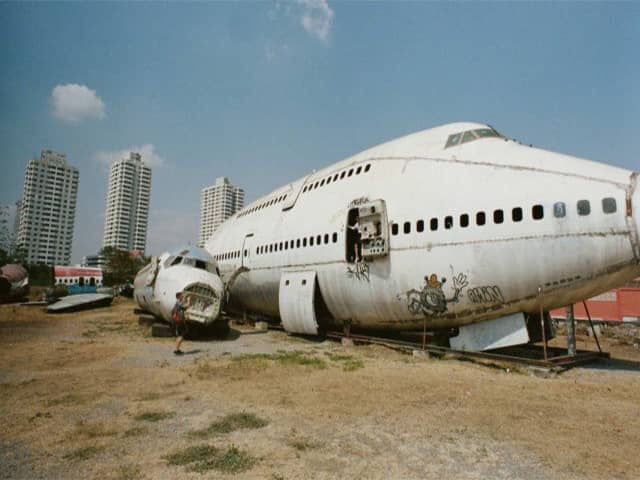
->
<box><xmin>298</xmin><ymin>0</ymin><xmax>334</xmax><ymax>43</ymax></box>
<box><xmin>94</xmin><ymin>144</ymin><xmax>166</xmax><ymax>169</ymax></box>
<box><xmin>50</xmin><ymin>83</ymin><xmax>106</xmax><ymax>123</ymax></box>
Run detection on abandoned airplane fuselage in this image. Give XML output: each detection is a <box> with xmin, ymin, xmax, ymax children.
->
<box><xmin>133</xmin><ymin>247</ymin><xmax>224</xmax><ymax>327</ymax></box>
<box><xmin>205</xmin><ymin>122</ymin><xmax>640</xmax><ymax>348</ymax></box>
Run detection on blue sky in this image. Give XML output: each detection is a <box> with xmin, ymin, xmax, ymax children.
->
<box><xmin>1</xmin><ymin>1</ymin><xmax>638</xmax><ymax>264</ymax></box>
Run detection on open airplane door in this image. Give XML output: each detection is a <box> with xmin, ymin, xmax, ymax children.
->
<box><xmin>278</xmin><ymin>271</ymin><xmax>319</xmax><ymax>335</ymax></box>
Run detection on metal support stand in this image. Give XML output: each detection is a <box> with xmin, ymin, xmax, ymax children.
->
<box><xmin>582</xmin><ymin>301</ymin><xmax>603</xmax><ymax>353</ymax></box>
<box><xmin>538</xmin><ymin>286</ymin><xmax>548</xmax><ymax>361</ymax></box>
<box><xmin>422</xmin><ymin>317</ymin><xmax>427</xmax><ymax>351</ymax></box>
<box><xmin>566</xmin><ymin>304</ymin><xmax>576</xmax><ymax>356</ymax></box>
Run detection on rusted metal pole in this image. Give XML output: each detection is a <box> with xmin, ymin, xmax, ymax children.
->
<box><xmin>582</xmin><ymin>301</ymin><xmax>602</xmax><ymax>353</ymax></box>
<box><xmin>422</xmin><ymin>317</ymin><xmax>427</xmax><ymax>351</ymax></box>
<box><xmin>538</xmin><ymin>286</ymin><xmax>548</xmax><ymax>361</ymax></box>
<box><xmin>565</xmin><ymin>304</ymin><xmax>576</xmax><ymax>356</ymax></box>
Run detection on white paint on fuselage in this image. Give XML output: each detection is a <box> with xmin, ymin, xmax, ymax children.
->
<box><xmin>205</xmin><ymin>122</ymin><xmax>640</xmax><ymax>331</ymax></box>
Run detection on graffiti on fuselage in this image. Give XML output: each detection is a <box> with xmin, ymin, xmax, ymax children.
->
<box><xmin>347</xmin><ymin>260</ymin><xmax>370</xmax><ymax>282</ymax></box>
<box><xmin>467</xmin><ymin>285</ymin><xmax>504</xmax><ymax>305</ymax></box>
<box><xmin>348</xmin><ymin>197</ymin><xmax>369</xmax><ymax>208</ymax></box>
<box><xmin>402</xmin><ymin>272</ymin><xmax>469</xmax><ymax>316</ymax></box>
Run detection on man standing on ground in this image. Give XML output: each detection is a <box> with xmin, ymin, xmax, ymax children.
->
<box><xmin>172</xmin><ymin>292</ymin><xmax>189</xmax><ymax>355</ymax></box>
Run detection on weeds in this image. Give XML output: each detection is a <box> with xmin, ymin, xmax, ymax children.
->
<box><xmin>164</xmin><ymin>444</ymin><xmax>255</xmax><ymax>474</ymax></box>
<box><xmin>46</xmin><ymin>393</ymin><xmax>84</xmax><ymax>407</ymax></box>
<box><xmin>115</xmin><ymin>464</ymin><xmax>143</xmax><ymax>480</ymax></box>
<box><xmin>324</xmin><ymin>351</ymin><xmax>364</xmax><ymax>371</ymax></box>
<box><xmin>325</xmin><ymin>352</ymin><xmax>354</xmax><ymax>362</ymax></box>
<box><xmin>189</xmin><ymin>412</ymin><xmax>268</xmax><ymax>437</ymax></box>
<box><xmin>122</xmin><ymin>426</ymin><xmax>148</xmax><ymax>437</ymax></box>
<box><xmin>287</xmin><ymin>437</ymin><xmax>323</xmax><ymax>451</ymax></box>
<box><xmin>75</xmin><ymin>420</ymin><xmax>118</xmax><ymax>438</ymax></box>
<box><xmin>164</xmin><ymin>444</ymin><xmax>219</xmax><ymax>465</ymax></box>
<box><xmin>134</xmin><ymin>411</ymin><xmax>175</xmax><ymax>422</ymax></box>
<box><xmin>63</xmin><ymin>445</ymin><xmax>105</xmax><ymax>462</ymax></box>
<box><xmin>342</xmin><ymin>359</ymin><xmax>364</xmax><ymax>371</ymax></box>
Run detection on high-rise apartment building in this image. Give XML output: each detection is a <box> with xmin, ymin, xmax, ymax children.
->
<box><xmin>102</xmin><ymin>152</ymin><xmax>152</xmax><ymax>253</ymax></box>
<box><xmin>16</xmin><ymin>150</ymin><xmax>79</xmax><ymax>265</ymax></box>
<box><xmin>199</xmin><ymin>177</ymin><xmax>244</xmax><ymax>246</ymax></box>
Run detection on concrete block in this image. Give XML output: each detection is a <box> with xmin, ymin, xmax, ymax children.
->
<box><xmin>341</xmin><ymin>337</ymin><xmax>354</xmax><ymax>347</ymax></box>
<box><xmin>412</xmin><ymin>349</ymin><xmax>431</xmax><ymax>359</ymax></box>
<box><xmin>254</xmin><ymin>321</ymin><xmax>268</xmax><ymax>332</ymax></box>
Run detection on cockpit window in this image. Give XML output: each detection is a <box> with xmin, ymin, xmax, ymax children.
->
<box><xmin>474</xmin><ymin>128</ymin><xmax>500</xmax><ymax>138</ymax></box>
<box><xmin>445</xmin><ymin>133</ymin><xmax>462</xmax><ymax>148</ymax></box>
<box><xmin>461</xmin><ymin>130</ymin><xmax>478</xmax><ymax>144</ymax></box>
<box><xmin>445</xmin><ymin>127</ymin><xmax>502</xmax><ymax>148</ymax></box>
<box><xmin>170</xmin><ymin>256</ymin><xmax>183</xmax><ymax>266</ymax></box>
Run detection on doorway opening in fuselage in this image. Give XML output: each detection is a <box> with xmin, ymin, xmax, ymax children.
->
<box><xmin>346</xmin><ymin>207</ymin><xmax>362</xmax><ymax>263</ymax></box>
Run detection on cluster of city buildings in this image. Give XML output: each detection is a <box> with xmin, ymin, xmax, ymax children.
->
<box><xmin>0</xmin><ymin>149</ymin><xmax>244</xmax><ymax>268</ymax></box>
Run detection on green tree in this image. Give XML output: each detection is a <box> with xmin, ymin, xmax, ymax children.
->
<box><xmin>100</xmin><ymin>247</ymin><xmax>147</xmax><ymax>286</ymax></box>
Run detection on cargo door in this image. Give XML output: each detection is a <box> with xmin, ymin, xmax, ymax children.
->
<box><xmin>278</xmin><ymin>271</ymin><xmax>319</xmax><ymax>335</ymax></box>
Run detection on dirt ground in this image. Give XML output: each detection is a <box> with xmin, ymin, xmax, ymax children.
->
<box><xmin>1</xmin><ymin>298</ymin><xmax>639</xmax><ymax>480</ymax></box>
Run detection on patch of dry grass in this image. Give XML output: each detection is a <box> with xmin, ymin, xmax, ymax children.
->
<box><xmin>62</xmin><ymin>445</ymin><xmax>105</xmax><ymax>462</ymax></box>
<box><xmin>189</xmin><ymin>412</ymin><xmax>268</xmax><ymax>437</ymax></box>
<box><xmin>134</xmin><ymin>411</ymin><xmax>175</xmax><ymax>422</ymax></box>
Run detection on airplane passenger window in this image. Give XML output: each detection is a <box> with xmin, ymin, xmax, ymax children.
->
<box><xmin>602</xmin><ymin>197</ymin><xmax>617</xmax><ymax>214</ymax></box>
<box><xmin>324</xmin><ymin>233</ymin><xmax>329</xmax><ymax>244</ymax></box>
<box><xmin>303</xmin><ymin>238</ymin><xmax>307</xmax><ymax>247</ymax></box>
<box><xmin>445</xmin><ymin>216</ymin><xmax>453</xmax><ymax>229</ymax></box>
<box><xmin>348</xmin><ymin>168</ymin><xmax>354</xmax><ymax>177</ymax></box>
<box><xmin>417</xmin><ymin>220</ymin><xmax>424</xmax><ymax>232</ymax></box>
<box><xmin>297</xmin><ymin>239</ymin><xmax>301</xmax><ymax>248</ymax></box>
<box><xmin>255</xmin><ymin>247</ymin><xmax>259</xmax><ymax>255</ymax></box>
<box><xmin>554</xmin><ymin>202</ymin><xmax>566</xmax><ymax>218</ymax></box>
<box><xmin>327</xmin><ymin>177</ymin><xmax>332</xmax><ymax>184</ymax></box>
<box><xmin>334</xmin><ymin>173</ymin><xmax>339</xmax><ymax>181</ymax></box>
<box><xmin>430</xmin><ymin>218</ymin><xmax>438</xmax><ymax>231</ymax></box>
<box><xmin>320</xmin><ymin>179</ymin><xmax>325</xmax><ymax>186</ymax></box>
<box><xmin>476</xmin><ymin>211</ymin><xmax>486</xmax><ymax>226</ymax></box>
<box><xmin>404</xmin><ymin>222</ymin><xmax>411</xmax><ymax>234</ymax></box>
<box><xmin>356</xmin><ymin>166</ymin><xmax>362</xmax><ymax>174</ymax></box>
<box><xmin>332</xmin><ymin>232</ymin><xmax>338</xmax><ymax>243</ymax></box>
<box><xmin>279</xmin><ymin>242</ymin><xmax>283</xmax><ymax>250</ymax></box>
<box><xmin>317</xmin><ymin>235</ymin><xmax>322</xmax><ymax>244</ymax></box>
<box><xmin>310</xmin><ymin>236</ymin><xmax>314</xmax><ymax>246</ymax></box>
<box><xmin>269</xmin><ymin>245</ymin><xmax>273</xmax><ymax>252</ymax></box>
<box><xmin>244</xmin><ymin>249</ymin><xmax>248</xmax><ymax>257</ymax></box>
<box><xmin>284</xmin><ymin>242</ymin><xmax>288</xmax><ymax>250</ymax></box>
<box><xmin>532</xmin><ymin>205</ymin><xmax>544</xmax><ymax>220</ymax></box>
<box><xmin>494</xmin><ymin>210</ymin><xmax>504</xmax><ymax>224</ymax></box>
<box><xmin>303</xmin><ymin>186</ymin><xmax>308</xmax><ymax>192</ymax></box>
<box><xmin>512</xmin><ymin>207</ymin><xmax>523</xmax><ymax>222</ymax></box>
<box><xmin>364</xmin><ymin>164</ymin><xmax>371</xmax><ymax>172</ymax></box>
<box><xmin>340</xmin><ymin>171</ymin><xmax>346</xmax><ymax>179</ymax></box>
<box><xmin>391</xmin><ymin>223</ymin><xmax>399</xmax><ymax>235</ymax></box>
<box><xmin>577</xmin><ymin>200</ymin><xmax>590</xmax><ymax>216</ymax></box>
<box><xmin>460</xmin><ymin>214</ymin><xmax>469</xmax><ymax>228</ymax></box>
<box><xmin>314</xmin><ymin>181</ymin><xmax>319</xmax><ymax>189</ymax></box>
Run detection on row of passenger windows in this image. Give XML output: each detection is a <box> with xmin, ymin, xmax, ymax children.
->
<box><xmin>238</xmin><ymin>193</ymin><xmax>288</xmax><ymax>218</ymax></box>
<box><xmin>302</xmin><ymin>163</ymin><xmax>372</xmax><ymax>194</ymax></box>
<box><xmin>256</xmin><ymin>232</ymin><xmax>339</xmax><ymax>255</ymax></box>
<box><xmin>214</xmin><ymin>232</ymin><xmax>340</xmax><ymax>262</ymax></box>
<box><xmin>390</xmin><ymin>198</ymin><xmax>618</xmax><ymax>235</ymax></box>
